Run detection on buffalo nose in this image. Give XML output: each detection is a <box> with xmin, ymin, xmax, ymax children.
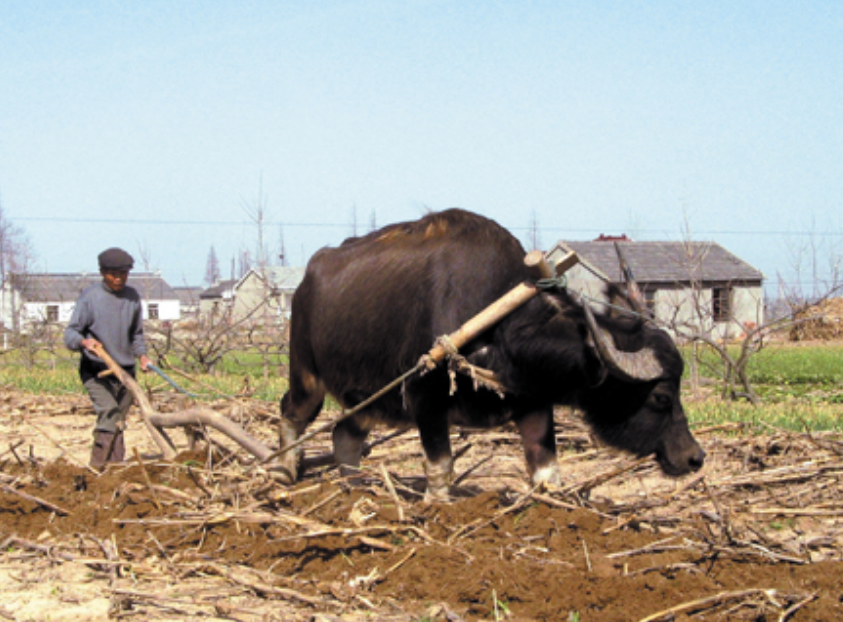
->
<box><xmin>687</xmin><ymin>447</ymin><xmax>706</xmax><ymax>471</ymax></box>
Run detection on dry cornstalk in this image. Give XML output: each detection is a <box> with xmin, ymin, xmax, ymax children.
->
<box><xmin>636</xmin><ymin>588</ymin><xmax>806</xmax><ymax>622</ymax></box>
<box><xmin>748</xmin><ymin>507</ymin><xmax>843</xmax><ymax>517</ymax></box>
<box><xmin>0</xmin><ymin>482</ymin><xmax>69</xmax><ymax>515</ymax></box>
<box><xmin>207</xmin><ymin>563</ymin><xmax>337</xmax><ymax>608</ymax></box>
<box><xmin>132</xmin><ymin>447</ymin><xmax>162</xmax><ymax>510</ymax></box>
<box><xmin>710</xmin><ymin>462</ymin><xmax>842</xmax><ymax>489</ymax></box>
<box><xmin>555</xmin><ymin>455</ymin><xmax>653</xmax><ymax>498</ymax></box>
<box><xmin>380</xmin><ymin>464</ymin><xmax>406</xmax><ymax>522</ymax></box>
<box><xmin>606</xmin><ymin>537</ymin><xmax>682</xmax><ymax>559</ymax></box>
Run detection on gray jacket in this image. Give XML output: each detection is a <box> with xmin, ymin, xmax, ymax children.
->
<box><xmin>64</xmin><ymin>282</ymin><xmax>147</xmax><ymax>377</ymax></box>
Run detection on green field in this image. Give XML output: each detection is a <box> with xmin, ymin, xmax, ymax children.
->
<box><xmin>2</xmin><ymin>342</ymin><xmax>842</xmax><ymax>432</ymax></box>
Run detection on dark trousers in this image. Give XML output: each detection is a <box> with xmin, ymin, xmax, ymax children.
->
<box><xmin>84</xmin><ymin>375</ymin><xmax>134</xmax><ymax>433</ymax></box>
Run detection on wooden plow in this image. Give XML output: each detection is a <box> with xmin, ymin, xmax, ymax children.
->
<box><xmin>95</xmin><ymin>249</ymin><xmax>579</xmax><ymax>475</ymax></box>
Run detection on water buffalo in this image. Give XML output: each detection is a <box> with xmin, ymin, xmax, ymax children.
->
<box><xmin>279</xmin><ymin>209</ymin><xmax>704</xmax><ymax>499</ymax></box>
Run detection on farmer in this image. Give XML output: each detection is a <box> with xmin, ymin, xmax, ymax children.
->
<box><xmin>64</xmin><ymin>247</ymin><xmax>152</xmax><ymax>469</ymax></box>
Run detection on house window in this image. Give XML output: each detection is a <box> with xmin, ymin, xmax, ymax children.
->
<box><xmin>712</xmin><ymin>287</ymin><xmax>732</xmax><ymax>322</ymax></box>
<box><xmin>148</xmin><ymin>303</ymin><xmax>159</xmax><ymax>320</ymax></box>
<box><xmin>46</xmin><ymin>305</ymin><xmax>59</xmax><ymax>322</ymax></box>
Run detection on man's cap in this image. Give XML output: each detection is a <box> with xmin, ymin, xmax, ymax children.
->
<box><xmin>98</xmin><ymin>248</ymin><xmax>134</xmax><ymax>271</ymax></box>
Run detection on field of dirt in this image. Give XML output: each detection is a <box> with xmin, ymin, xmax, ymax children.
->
<box><xmin>2</xmin><ymin>387</ymin><xmax>843</xmax><ymax>621</ymax></box>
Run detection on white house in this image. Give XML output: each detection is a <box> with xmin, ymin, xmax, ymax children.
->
<box><xmin>546</xmin><ymin>237</ymin><xmax>765</xmax><ymax>341</ymax></box>
<box><xmin>0</xmin><ymin>272</ymin><xmax>181</xmax><ymax>332</ymax></box>
<box><xmin>199</xmin><ymin>267</ymin><xmax>306</xmax><ymax>322</ymax></box>
<box><xmin>232</xmin><ymin>266</ymin><xmax>306</xmax><ymax>321</ymax></box>
<box><xmin>198</xmin><ymin>278</ymin><xmax>237</xmax><ymax>318</ymax></box>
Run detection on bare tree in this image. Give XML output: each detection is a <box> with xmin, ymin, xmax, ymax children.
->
<box><xmin>369</xmin><ymin>209</ymin><xmax>377</xmax><ymax>233</ymax></box>
<box><xmin>205</xmin><ymin>246</ymin><xmax>221</xmax><ymax>285</ymax></box>
<box><xmin>0</xmin><ymin>194</ymin><xmax>36</xmax><ymax>332</ymax></box>
<box><xmin>0</xmin><ymin>195</ymin><xmax>35</xmax><ymax>279</ymax></box>
<box><xmin>780</xmin><ymin>216</ymin><xmax>843</xmax><ymax>310</ymax></box>
<box><xmin>237</xmin><ymin>248</ymin><xmax>252</xmax><ymax>279</ymax></box>
<box><xmin>350</xmin><ymin>203</ymin><xmax>358</xmax><ymax>238</ymax></box>
<box><xmin>242</xmin><ymin>176</ymin><xmax>270</xmax><ymax>273</ymax></box>
<box><xmin>277</xmin><ymin>226</ymin><xmax>287</xmax><ymax>267</ymax></box>
<box><xmin>525</xmin><ymin>209</ymin><xmax>541</xmax><ymax>251</ymax></box>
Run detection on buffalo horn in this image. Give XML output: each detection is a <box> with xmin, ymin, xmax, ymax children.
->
<box><xmin>613</xmin><ymin>241</ymin><xmax>650</xmax><ymax>318</ymax></box>
<box><xmin>582</xmin><ymin>302</ymin><xmax>664</xmax><ymax>382</ymax></box>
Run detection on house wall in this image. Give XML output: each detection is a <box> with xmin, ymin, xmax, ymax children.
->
<box><xmin>0</xmin><ymin>282</ymin><xmax>17</xmax><ymax>329</ymax></box>
<box><xmin>559</xmin><ymin>267</ymin><xmax>765</xmax><ymax>341</ymax></box>
<box><xmin>199</xmin><ymin>298</ymin><xmax>223</xmax><ymax>317</ymax></box>
<box><xmin>648</xmin><ymin>284</ymin><xmax>764</xmax><ymax>340</ymax></box>
<box><xmin>142</xmin><ymin>300</ymin><xmax>181</xmax><ymax>322</ymax></box>
<box><xmin>732</xmin><ymin>285</ymin><xmax>765</xmax><ymax>335</ymax></box>
<box><xmin>231</xmin><ymin>273</ymin><xmax>273</xmax><ymax>321</ymax></box>
<box><xmin>22</xmin><ymin>302</ymin><xmax>76</xmax><ymax>324</ymax></box>
<box><xmin>278</xmin><ymin>291</ymin><xmax>294</xmax><ymax>318</ymax></box>
<box><xmin>20</xmin><ymin>298</ymin><xmax>181</xmax><ymax>326</ymax></box>
<box><xmin>231</xmin><ymin>272</ymin><xmax>294</xmax><ymax>322</ymax></box>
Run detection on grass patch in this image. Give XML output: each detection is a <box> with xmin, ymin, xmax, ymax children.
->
<box><xmin>687</xmin><ymin>398</ymin><xmax>843</xmax><ymax>433</ymax></box>
<box><xmin>0</xmin><ymin>353</ymin><xmax>290</xmax><ymax>402</ymax></box>
<box><xmin>2</xmin><ymin>342</ymin><xmax>842</xmax><ymax>433</ymax></box>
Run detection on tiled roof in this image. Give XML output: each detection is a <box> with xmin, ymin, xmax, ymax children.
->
<box><xmin>172</xmin><ymin>286</ymin><xmax>204</xmax><ymax>305</ymax></box>
<box><xmin>263</xmin><ymin>266</ymin><xmax>306</xmax><ymax>290</ymax></box>
<box><xmin>199</xmin><ymin>279</ymin><xmax>237</xmax><ymax>299</ymax></box>
<box><xmin>9</xmin><ymin>273</ymin><xmax>180</xmax><ymax>302</ymax></box>
<box><xmin>550</xmin><ymin>240</ymin><xmax>764</xmax><ymax>284</ymax></box>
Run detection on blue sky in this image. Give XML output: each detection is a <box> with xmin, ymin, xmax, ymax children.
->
<box><xmin>1</xmin><ymin>1</ymin><xmax>842</xmax><ymax>295</ymax></box>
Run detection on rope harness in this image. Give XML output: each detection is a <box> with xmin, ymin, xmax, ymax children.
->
<box><xmin>419</xmin><ymin>335</ymin><xmax>507</xmax><ymax>398</ymax></box>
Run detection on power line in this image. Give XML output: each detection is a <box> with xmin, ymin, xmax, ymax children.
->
<box><xmin>15</xmin><ymin>216</ymin><xmax>843</xmax><ymax>237</ymax></box>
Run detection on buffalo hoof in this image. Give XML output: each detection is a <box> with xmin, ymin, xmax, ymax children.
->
<box><xmin>423</xmin><ymin>485</ymin><xmax>453</xmax><ymax>504</ymax></box>
<box><xmin>337</xmin><ymin>464</ymin><xmax>379</xmax><ymax>488</ymax></box>
<box><xmin>266</xmin><ymin>463</ymin><xmax>298</xmax><ymax>485</ymax></box>
<box><xmin>276</xmin><ymin>419</ymin><xmax>301</xmax><ymax>484</ymax></box>
<box><xmin>423</xmin><ymin>456</ymin><xmax>455</xmax><ymax>503</ymax></box>
<box><xmin>531</xmin><ymin>463</ymin><xmax>562</xmax><ymax>488</ymax></box>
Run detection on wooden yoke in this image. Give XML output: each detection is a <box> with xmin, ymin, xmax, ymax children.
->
<box><xmin>89</xmin><ymin>342</ymin><xmax>177</xmax><ymax>460</ymax></box>
<box><xmin>426</xmin><ymin>249</ymin><xmax>579</xmax><ymax>364</ymax></box>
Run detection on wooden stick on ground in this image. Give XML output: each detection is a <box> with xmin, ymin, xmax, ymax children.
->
<box><xmin>636</xmin><ymin>588</ymin><xmax>803</xmax><ymax>622</ymax></box>
<box><xmin>0</xmin><ymin>483</ymin><xmax>69</xmax><ymax>516</ymax></box>
<box><xmin>132</xmin><ymin>448</ymin><xmax>162</xmax><ymax>510</ymax></box>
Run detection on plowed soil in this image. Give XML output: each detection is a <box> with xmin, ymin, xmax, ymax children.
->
<box><xmin>1</xmin><ymin>389</ymin><xmax>842</xmax><ymax>621</ymax></box>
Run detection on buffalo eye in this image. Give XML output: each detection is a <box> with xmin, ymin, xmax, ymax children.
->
<box><xmin>649</xmin><ymin>392</ymin><xmax>672</xmax><ymax>412</ymax></box>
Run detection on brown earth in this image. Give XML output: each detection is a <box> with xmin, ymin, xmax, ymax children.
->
<box><xmin>1</xmin><ymin>388</ymin><xmax>842</xmax><ymax>621</ymax></box>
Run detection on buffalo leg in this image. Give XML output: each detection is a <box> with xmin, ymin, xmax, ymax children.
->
<box><xmin>332</xmin><ymin>416</ymin><xmax>370</xmax><ymax>480</ymax></box>
<box><xmin>414</xmin><ymin>405</ymin><xmax>454</xmax><ymax>502</ymax></box>
<box><xmin>278</xmin><ymin>370</ymin><xmax>325</xmax><ymax>484</ymax></box>
<box><xmin>407</xmin><ymin>376</ymin><xmax>458</xmax><ymax>501</ymax></box>
<box><xmin>515</xmin><ymin>407</ymin><xmax>561</xmax><ymax>486</ymax></box>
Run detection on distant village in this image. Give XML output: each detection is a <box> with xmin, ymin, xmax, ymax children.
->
<box><xmin>0</xmin><ymin>236</ymin><xmax>764</xmax><ymax>342</ymax></box>
<box><xmin>0</xmin><ymin>265</ymin><xmax>305</xmax><ymax>333</ymax></box>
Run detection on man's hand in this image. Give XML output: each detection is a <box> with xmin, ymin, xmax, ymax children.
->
<box><xmin>81</xmin><ymin>338</ymin><xmax>102</xmax><ymax>353</ymax></box>
<box><xmin>139</xmin><ymin>354</ymin><xmax>152</xmax><ymax>373</ymax></box>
